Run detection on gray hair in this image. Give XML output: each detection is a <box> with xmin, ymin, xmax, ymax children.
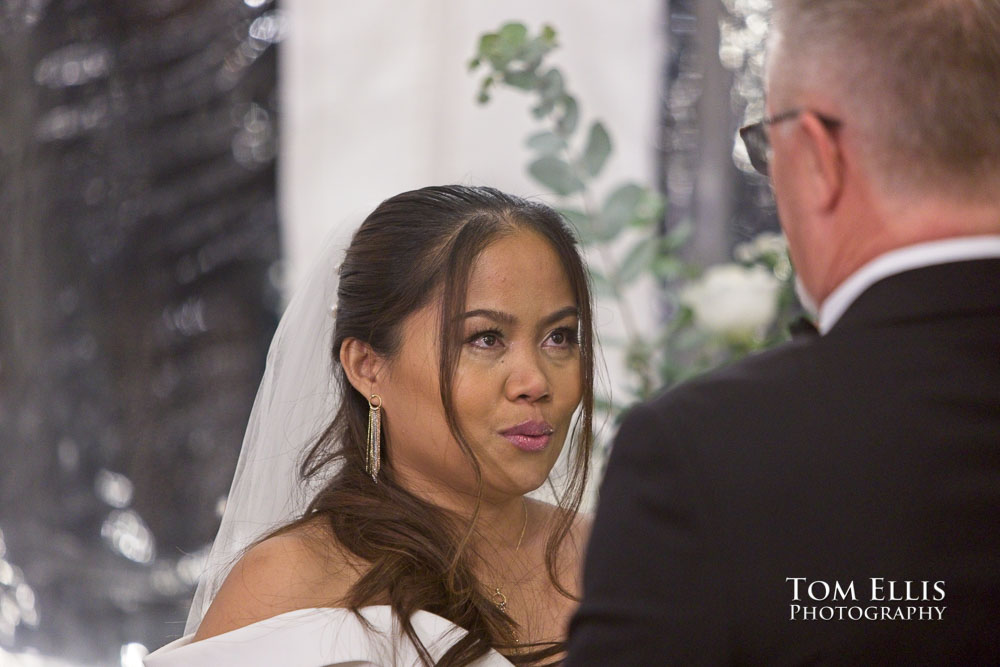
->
<box><xmin>767</xmin><ymin>0</ymin><xmax>1000</xmax><ymax>198</ymax></box>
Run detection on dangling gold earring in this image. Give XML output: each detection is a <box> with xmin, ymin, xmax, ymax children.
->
<box><xmin>366</xmin><ymin>394</ymin><xmax>382</xmax><ymax>482</ymax></box>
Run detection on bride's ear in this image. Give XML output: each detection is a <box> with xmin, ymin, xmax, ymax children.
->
<box><xmin>340</xmin><ymin>338</ymin><xmax>384</xmax><ymax>395</ymax></box>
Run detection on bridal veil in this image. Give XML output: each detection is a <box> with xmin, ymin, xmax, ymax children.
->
<box><xmin>184</xmin><ymin>233</ymin><xmax>345</xmax><ymax>634</ymax></box>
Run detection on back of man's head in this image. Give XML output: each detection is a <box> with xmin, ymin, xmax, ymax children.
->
<box><xmin>769</xmin><ymin>0</ymin><xmax>1000</xmax><ymax>202</ymax></box>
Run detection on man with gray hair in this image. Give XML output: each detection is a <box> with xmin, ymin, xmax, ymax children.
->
<box><xmin>567</xmin><ymin>1</ymin><xmax>1000</xmax><ymax>664</ymax></box>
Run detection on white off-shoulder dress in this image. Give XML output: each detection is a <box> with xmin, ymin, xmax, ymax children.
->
<box><xmin>144</xmin><ymin>606</ymin><xmax>514</xmax><ymax>666</ymax></box>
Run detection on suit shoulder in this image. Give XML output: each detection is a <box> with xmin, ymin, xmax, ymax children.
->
<box><xmin>645</xmin><ymin>338</ymin><xmax>822</xmax><ymax>412</ymax></box>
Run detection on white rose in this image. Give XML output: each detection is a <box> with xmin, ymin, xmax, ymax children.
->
<box><xmin>680</xmin><ymin>263</ymin><xmax>781</xmax><ymax>339</ymax></box>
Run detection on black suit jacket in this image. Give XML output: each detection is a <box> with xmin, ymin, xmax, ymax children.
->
<box><xmin>566</xmin><ymin>259</ymin><xmax>1000</xmax><ymax>665</ymax></box>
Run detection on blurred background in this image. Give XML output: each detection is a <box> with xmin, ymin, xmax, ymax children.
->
<box><xmin>0</xmin><ymin>0</ymin><xmax>792</xmax><ymax>663</ymax></box>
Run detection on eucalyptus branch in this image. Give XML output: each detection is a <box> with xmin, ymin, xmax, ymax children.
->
<box><xmin>470</xmin><ymin>23</ymin><xmax>653</xmax><ymax>355</ymax></box>
<box><xmin>469</xmin><ymin>21</ymin><xmax>798</xmax><ymax>412</ymax></box>
<box><xmin>470</xmin><ymin>22</ymin><xmax>681</xmax><ymax>403</ymax></box>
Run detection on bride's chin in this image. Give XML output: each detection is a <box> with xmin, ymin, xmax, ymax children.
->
<box><xmin>484</xmin><ymin>466</ymin><xmax>558</xmax><ymax>501</ymax></box>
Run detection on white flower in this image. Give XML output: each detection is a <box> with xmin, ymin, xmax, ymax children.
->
<box><xmin>734</xmin><ymin>231</ymin><xmax>787</xmax><ymax>263</ymax></box>
<box><xmin>680</xmin><ymin>263</ymin><xmax>781</xmax><ymax>339</ymax></box>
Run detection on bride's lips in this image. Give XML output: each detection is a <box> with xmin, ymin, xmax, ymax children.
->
<box><xmin>500</xmin><ymin>420</ymin><xmax>555</xmax><ymax>452</ymax></box>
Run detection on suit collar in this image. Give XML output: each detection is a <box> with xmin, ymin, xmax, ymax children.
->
<box><xmin>829</xmin><ymin>258</ymin><xmax>1000</xmax><ymax>334</ymax></box>
<box><xmin>818</xmin><ymin>235</ymin><xmax>1000</xmax><ymax>333</ymax></box>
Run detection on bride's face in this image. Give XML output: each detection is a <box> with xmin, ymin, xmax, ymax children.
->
<box><xmin>379</xmin><ymin>228</ymin><xmax>582</xmax><ymax>503</ymax></box>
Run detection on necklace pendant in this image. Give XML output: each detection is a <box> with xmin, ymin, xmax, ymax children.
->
<box><xmin>491</xmin><ymin>587</ymin><xmax>508</xmax><ymax>613</ymax></box>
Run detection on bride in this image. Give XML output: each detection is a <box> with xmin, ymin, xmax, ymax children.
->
<box><xmin>145</xmin><ymin>185</ymin><xmax>596</xmax><ymax>666</ymax></box>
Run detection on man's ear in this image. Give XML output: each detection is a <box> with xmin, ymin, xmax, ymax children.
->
<box><xmin>798</xmin><ymin>112</ymin><xmax>844</xmax><ymax>212</ymax></box>
<box><xmin>340</xmin><ymin>338</ymin><xmax>383</xmax><ymax>396</ymax></box>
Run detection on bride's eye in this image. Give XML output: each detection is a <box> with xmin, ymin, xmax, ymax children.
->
<box><xmin>467</xmin><ymin>329</ymin><xmax>504</xmax><ymax>350</ymax></box>
<box><xmin>544</xmin><ymin>326</ymin><xmax>578</xmax><ymax>349</ymax></box>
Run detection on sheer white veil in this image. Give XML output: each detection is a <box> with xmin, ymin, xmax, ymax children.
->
<box><xmin>184</xmin><ymin>233</ymin><xmax>346</xmax><ymax>634</ymax></box>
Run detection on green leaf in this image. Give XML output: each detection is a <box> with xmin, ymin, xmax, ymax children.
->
<box><xmin>630</xmin><ymin>189</ymin><xmax>666</xmax><ymax>229</ymax></box>
<box><xmin>541</xmin><ymin>24</ymin><xmax>558</xmax><ymax>44</ymax></box>
<box><xmin>617</xmin><ymin>237</ymin><xmax>659</xmax><ymax>284</ymax></box>
<box><xmin>526</xmin><ymin>130</ymin><xmax>566</xmax><ymax>155</ymax></box>
<box><xmin>539</xmin><ymin>68</ymin><xmax>565</xmax><ymax>105</ymax></box>
<box><xmin>579</xmin><ymin>121</ymin><xmax>612</xmax><ymax>177</ymax></box>
<box><xmin>558</xmin><ymin>207</ymin><xmax>603</xmax><ymax>244</ymax></box>
<box><xmin>532</xmin><ymin>71</ymin><xmax>563</xmax><ymax>118</ymax></box>
<box><xmin>586</xmin><ymin>266</ymin><xmax>617</xmax><ymax>298</ymax></box>
<box><xmin>477</xmin><ymin>33</ymin><xmax>499</xmax><ymax>58</ymax></box>
<box><xmin>521</xmin><ymin>37</ymin><xmax>554</xmax><ymax>71</ymax></box>
<box><xmin>498</xmin><ymin>22</ymin><xmax>528</xmax><ymax>48</ymax></box>
<box><xmin>483</xmin><ymin>26</ymin><xmax>524</xmax><ymax>69</ymax></box>
<box><xmin>556</xmin><ymin>95</ymin><xmax>579</xmax><ymax>136</ymax></box>
<box><xmin>531</xmin><ymin>102</ymin><xmax>552</xmax><ymax>119</ymax></box>
<box><xmin>528</xmin><ymin>156</ymin><xmax>584</xmax><ymax>196</ymax></box>
<box><xmin>664</xmin><ymin>220</ymin><xmax>693</xmax><ymax>249</ymax></box>
<box><xmin>652</xmin><ymin>254</ymin><xmax>686</xmax><ymax>281</ymax></box>
<box><xmin>557</xmin><ymin>206</ymin><xmax>588</xmax><ymax>231</ymax></box>
<box><xmin>503</xmin><ymin>69</ymin><xmax>537</xmax><ymax>90</ymax></box>
<box><xmin>475</xmin><ymin>75</ymin><xmax>494</xmax><ymax>104</ymax></box>
<box><xmin>600</xmin><ymin>183</ymin><xmax>644</xmax><ymax>238</ymax></box>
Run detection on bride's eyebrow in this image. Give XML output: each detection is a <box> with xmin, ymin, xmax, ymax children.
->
<box><xmin>460</xmin><ymin>309</ymin><xmax>515</xmax><ymax>326</ymax></box>
<box><xmin>459</xmin><ymin>306</ymin><xmax>578</xmax><ymax>327</ymax></box>
<box><xmin>540</xmin><ymin>306</ymin><xmax>579</xmax><ymax>326</ymax></box>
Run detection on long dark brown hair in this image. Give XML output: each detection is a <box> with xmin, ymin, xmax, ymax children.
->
<box><xmin>277</xmin><ymin>185</ymin><xmax>594</xmax><ymax>665</ymax></box>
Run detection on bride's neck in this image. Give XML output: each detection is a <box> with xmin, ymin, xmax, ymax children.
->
<box><xmin>394</xmin><ymin>474</ymin><xmax>530</xmax><ymax>549</ymax></box>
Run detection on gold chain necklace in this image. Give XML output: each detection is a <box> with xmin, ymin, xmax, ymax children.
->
<box><xmin>490</xmin><ymin>499</ymin><xmax>528</xmax><ymax>614</ymax></box>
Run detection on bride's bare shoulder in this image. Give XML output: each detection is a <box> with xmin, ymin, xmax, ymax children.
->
<box><xmin>193</xmin><ymin>518</ymin><xmax>362</xmax><ymax>641</ymax></box>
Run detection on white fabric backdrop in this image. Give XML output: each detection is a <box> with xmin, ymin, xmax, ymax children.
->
<box><xmin>281</xmin><ymin>0</ymin><xmax>663</xmax><ymax>286</ymax></box>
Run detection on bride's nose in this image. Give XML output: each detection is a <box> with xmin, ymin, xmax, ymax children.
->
<box><xmin>503</xmin><ymin>347</ymin><xmax>551</xmax><ymax>402</ymax></box>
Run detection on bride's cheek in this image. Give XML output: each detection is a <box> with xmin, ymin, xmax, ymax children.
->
<box><xmin>553</xmin><ymin>362</ymin><xmax>583</xmax><ymax>400</ymax></box>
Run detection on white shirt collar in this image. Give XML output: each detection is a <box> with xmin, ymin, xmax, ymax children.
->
<box><xmin>818</xmin><ymin>235</ymin><xmax>1000</xmax><ymax>334</ymax></box>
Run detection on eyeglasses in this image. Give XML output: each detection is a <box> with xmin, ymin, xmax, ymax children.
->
<box><xmin>739</xmin><ymin>109</ymin><xmax>842</xmax><ymax>176</ymax></box>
